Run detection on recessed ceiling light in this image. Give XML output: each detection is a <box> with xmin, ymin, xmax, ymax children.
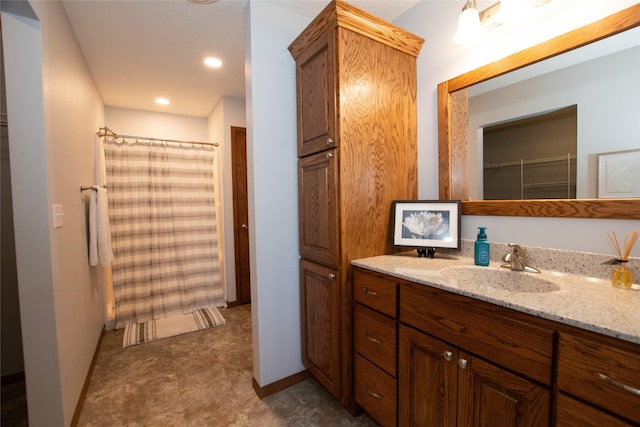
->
<box><xmin>155</xmin><ymin>97</ymin><xmax>170</xmax><ymax>105</ymax></box>
<box><xmin>204</xmin><ymin>57</ymin><xmax>223</xmax><ymax>68</ymax></box>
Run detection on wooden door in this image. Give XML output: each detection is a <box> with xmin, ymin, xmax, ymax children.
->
<box><xmin>398</xmin><ymin>325</ymin><xmax>458</xmax><ymax>427</ymax></box>
<box><xmin>295</xmin><ymin>31</ymin><xmax>336</xmax><ymax>157</ymax></box>
<box><xmin>457</xmin><ymin>352</ymin><xmax>550</xmax><ymax>427</ymax></box>
<box><xmin>300</xmin><ymin>259</ymin><xmax>341</xmax><ymax>398</ymax></box>
<box><xmin>298</xmin><ymin>149</ymin><xmax>338</xmax><ymax>268</ymax></box>
<box><xmin>231</xmin><ymin>126</ymin><xmax>250</xmax><ymax>304</ymax></box>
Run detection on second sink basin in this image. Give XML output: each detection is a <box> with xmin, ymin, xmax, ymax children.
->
<box><xmin>440</xmin><ymin>266</ymin><xmax>561</xmax><ymax>293</ymax></box>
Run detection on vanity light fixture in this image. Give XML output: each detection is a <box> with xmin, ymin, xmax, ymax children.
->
<box><xmin>455</xmin><ymin>0</ymin><xmax>553</xmax><ymax>42</ymax></box>
<box><xmin>453</xmin><ymin>0</ymin><xmax>485</xmax><ymax>45</ymax></box>
<box><xmin>494</xmin><ymin>0</ymin><xmax>534</xmax><ymax>24</ymax></box>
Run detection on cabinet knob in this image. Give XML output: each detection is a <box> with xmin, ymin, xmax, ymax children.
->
<box><xmin>328</xmin><ymin>273</ymin><xmax>336</xmax><ymax>280</ymax></box>
<box><xmin>326</xmin><ymin>152</ymin><xmax>334</xmax><ymax>159</ymax></box>
<box><xmin>458</xmin><ymin>358</ymin><xmax>468</xmax><ymax>370</ymax></box>
<box><xmin>326</xmin><ymin>138</ymin><xmax>334</xmax><ymax>146</ymax></box>
<box><xmin>241</xmin><ymin>223</ymin><xmax>248</xmax><ymax>230</ymax></box>
<box><xmin>443</xmin><ymin>351</ymin><xmax>453</xmax><ymax>361</ymax></box>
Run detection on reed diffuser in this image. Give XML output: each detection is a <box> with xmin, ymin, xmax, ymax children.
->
<box><xmin>607</xmin><ymin>230</ymin><xmax>638</xmax><ymax>289</ymax></box>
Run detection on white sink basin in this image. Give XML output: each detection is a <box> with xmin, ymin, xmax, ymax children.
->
<box><xmin>440</xmin><ymin>266</ymin><xmax>561</xmax><ymax>293</ymax></box>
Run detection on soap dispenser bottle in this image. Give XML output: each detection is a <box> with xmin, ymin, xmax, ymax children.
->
<box><xmin>474</xmin><ymin>227</ymin><xmax>490</xmax><ymax>266</ymax></box>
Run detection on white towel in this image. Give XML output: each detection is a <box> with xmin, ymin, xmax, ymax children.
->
<box><xmin>89</xmin><ymin>186</ymin><xmax>114</xmax><ymax>266</ymax></box>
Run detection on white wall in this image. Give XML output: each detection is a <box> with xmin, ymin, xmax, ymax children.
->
<box><xmin>395</xmin><ymin>0</ymin><xmax>640</xmax><ymax>257</ymax></box>
<box><xmin>245</xmin><ymin>1</ymin><xmax>307</xmax><ymax>387</ymax></box>
<box><xmin>105</xmin><ymin>106</ymin><xmax>208</xmax><ymax>141</ymax></box>
<box><xmin>2</xmin><ymin>0</ymin><xmax>106</xmax><ymax>424</ymax></box>
<box><xmin>207</xmin><ymin>96</ymin><xmax>246</xmax><ymax>303</ymax></box>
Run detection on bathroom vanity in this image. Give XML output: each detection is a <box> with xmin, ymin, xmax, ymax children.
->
<box><xmin>352</xmin><ymin>250</ymin><xmax>640</xmax><ymax>427</ymax></box>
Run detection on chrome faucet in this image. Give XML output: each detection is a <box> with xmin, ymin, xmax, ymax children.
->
<box><xmin>501</xmin><ymin>244</ymin><xmax>540</xmax><ymax>273</ymax></box>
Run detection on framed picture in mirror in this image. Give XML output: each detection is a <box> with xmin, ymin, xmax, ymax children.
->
<box><xmin>598</xmin><ymin>149</ymin><xmax>640</xmax><ymax>198</ymax></box>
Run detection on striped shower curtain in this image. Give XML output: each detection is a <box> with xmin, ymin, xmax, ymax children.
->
<box><xmin>103</xmin><ymin>138</ymin><xmax>224</xmax><ymax>328</ymax></box>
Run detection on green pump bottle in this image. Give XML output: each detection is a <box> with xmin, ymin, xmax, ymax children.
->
<box><xmin>474</xmin><ymin>227</ymin><xmax>490</xmax><ymax>266</ymax></box>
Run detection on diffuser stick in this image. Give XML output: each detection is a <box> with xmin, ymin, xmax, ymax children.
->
<box><xmin>623</xmin><ymin>230</ymin><xmax>638</xmax><ymax>259</ymax></box>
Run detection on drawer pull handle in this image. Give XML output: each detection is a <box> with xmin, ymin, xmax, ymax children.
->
<box><xmin>365</xmin><ymin>333</ymin><xmax>382</xmax><ymax>345</ymax></box>
<box><xmin>458</xmin><ymin>358</ymin><xmax>468</xmax><ymax>370</ymax></box>
<box><xmin>598</xmin><ymin>373</ymin><xmax>640</xmax><ymax>396</ymax></box>
<box><xmin>363</xmin><ymin>287</ymin><xmax>381</xmax><ymax>297</ymax></box>
<box><xmin>327</xmin><ymin>138</ymin><xmax>334</xmax><ymax>146</ymax></box>
<box><xmin>327</xmin><ymin>152</ymin><xmax>334</xmax><ymax>159</ymax></box>
<box><xmin>366</xmin><ymin>385</ymin><xmax>383</xmax><ymax>400</ymax></box>
<box><xmin>443</xmin><ymin>351</ymin><xmax>453</xmax><ymax>361</ymax></box>
<box><xmin>328</xmin><ymin>273</ymin><xmax>336</xmax><ymax>280</ymax></box>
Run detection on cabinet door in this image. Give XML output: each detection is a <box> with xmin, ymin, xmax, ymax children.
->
<box><xmin>300</xmin><ymin>260</ymin><xmax>341</xmax><ymax>398</ymax></box>
<box><xmin>457</xmin><ymin>352</ymin><xmax>550</xmax><ymax>427</ymax></box>
<box><xmin>399</xmin><ymin>325</ymin><xmax>458</xmax><ymax>427</ymax></box>
<box><xmin>295</xmin><ymin>31</ymin><xmax>336</xmax><ymax>157</ymax></box>
<box><xmin>298</xmin><ymin>150</ymin><xmax>339</xmax><ymax>268</ymax></box>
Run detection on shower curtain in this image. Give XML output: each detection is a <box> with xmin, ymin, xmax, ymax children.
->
<box><xmin>103</xmin><ymin>138</ymin><xmax>224</xmax><ymax>327</ymax></box>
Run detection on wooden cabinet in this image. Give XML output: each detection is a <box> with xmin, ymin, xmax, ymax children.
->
<box><xmin>352</xmin><ymin>264</ymin><xmax>640</xmax><ymax>426</ymax></box>
<box><xmin>298</xmin><ymin>150</ymin><xmax>338</xmax><ymax>268</ymax></box>
<box><xmin>354</xmin><ymin>266</ymin><xmax>640</xmax><ymax>426</ymax></box>
<box><xmin>354</xmin><ymin>270</ymin><xmax>398</xmax><ymax>426</ymax></box>
<box><xmin>398</xmin><ymin>325</ymin><xmax>457</xmax><ymax>427</ymax></box>
<box><xmin>400</xmin><ymin>282</ymin><xmax>555</xmax><ymax>386</ymax></box>
<box><xmin>557</xmin><ymin>332</ymin><xmax>640</xmax><ymax>426</ymax></box>
<box><xmin>399</xmin><ymin>283</ymin><xmax>551</xmax><ymax>427</ymax></box>
<box><xmin>289</xmin><ymin>0</ymin><xmax>423</xmax><ymax>409</ymax></box>
<box><xmin>299</xmin><ymin>260</ymin><xmax>341</xmax><ymax>397</ymax></box>
<box><xmin>294</xmin><ymin>30</ymin><xmax>336</xmax><ymax>158</ymax></box>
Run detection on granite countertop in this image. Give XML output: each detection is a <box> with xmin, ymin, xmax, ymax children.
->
<box><xmin>351</xmin><ymin>248</ymin><xmax>640</xmax><ymax>345</ymax></box>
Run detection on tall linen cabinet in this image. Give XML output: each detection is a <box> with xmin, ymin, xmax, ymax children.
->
<box><xmin>288</xmin><ymin>0</ymin><xmax>423</xmax><ymax>410</ymax></box>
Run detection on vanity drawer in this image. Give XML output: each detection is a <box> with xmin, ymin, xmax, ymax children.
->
<box><xmin>355</xmin><ymin>353</ymin><xmax>397</xmax><ymax>427</ymax></box>
<box><xmin>355</xmin><ymin>304</ymin><xmax>397</xmax><ymax>376</ymax></box>
<box><xmin>354</xmin><ymin>269</ymin><xmax>397</xmax><ymax>318</ymax></box>
<box><xmin>400</xmin><ymin>282</ymin><xmax>554</xmax><ymax>385</ymax></box>
<box><xmin>557</xmin><ymin>333</ymin><xmax>640</xmax><ymax>425</ymax></box>
<box><xmin>556</xmin><ymin>393</ymin><xmax>632</xmax><ymax>427</ymax></box>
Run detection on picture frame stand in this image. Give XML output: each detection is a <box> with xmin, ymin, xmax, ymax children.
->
<box><xmin>417</xmin><ymin>247</ymin><xmax>437</xmax><ymax>258</ymax></box>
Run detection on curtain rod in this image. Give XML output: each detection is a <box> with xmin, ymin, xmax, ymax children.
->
<box><xmin>96</xmin><ymin>126</ymin><xmax>219</xmax><ymax>147</ymax></box>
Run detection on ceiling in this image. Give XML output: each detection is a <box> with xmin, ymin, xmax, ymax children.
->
<box><xmin>62</xmin><ymin>0</ymin><xmax>421</xmax><ymax>118</ymax></box>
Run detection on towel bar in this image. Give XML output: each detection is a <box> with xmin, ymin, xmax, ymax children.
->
<box><xmin>80</xmin><ymin>185</ymin><xmax>107</xmax><ymax>192</ymax></box>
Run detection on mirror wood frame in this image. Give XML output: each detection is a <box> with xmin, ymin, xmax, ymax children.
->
<box><xmin>438</xmin><ymin>4</ymin><xmax>640</xmax><ymax>219</ymax></box>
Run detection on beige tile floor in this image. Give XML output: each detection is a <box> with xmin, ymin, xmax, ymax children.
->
<box><xmin>77</xmin><ymin>304</ymin><xmax>377</xmax><ymax>427</ymax></box>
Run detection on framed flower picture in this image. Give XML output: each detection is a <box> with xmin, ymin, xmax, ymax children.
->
<box><xmin>392</xmin><ymin>200</ymin><xmax>461</xmax><ymax>251</ymax></box>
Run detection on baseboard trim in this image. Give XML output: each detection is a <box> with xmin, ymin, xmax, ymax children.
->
<box><xmin>252</xmin><ymin>370</ymin><xmax>311</xmax><ymax>399</ymax></box>
<box><xmin>70</xmin><ymin>326</ymin><xmax>105</xmax><ymax>427</ymax></box>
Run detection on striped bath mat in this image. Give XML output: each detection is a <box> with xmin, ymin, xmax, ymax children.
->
<box><xmin>122</xmin><ymin>307</ymin><xmax>225</xmax><ymax>347</ymax></box>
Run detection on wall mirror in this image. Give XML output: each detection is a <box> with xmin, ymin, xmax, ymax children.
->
<box><xmin>438</xmin><ymin>4</ymin><xmax>640</xmax><ymax>219</ymax></box>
